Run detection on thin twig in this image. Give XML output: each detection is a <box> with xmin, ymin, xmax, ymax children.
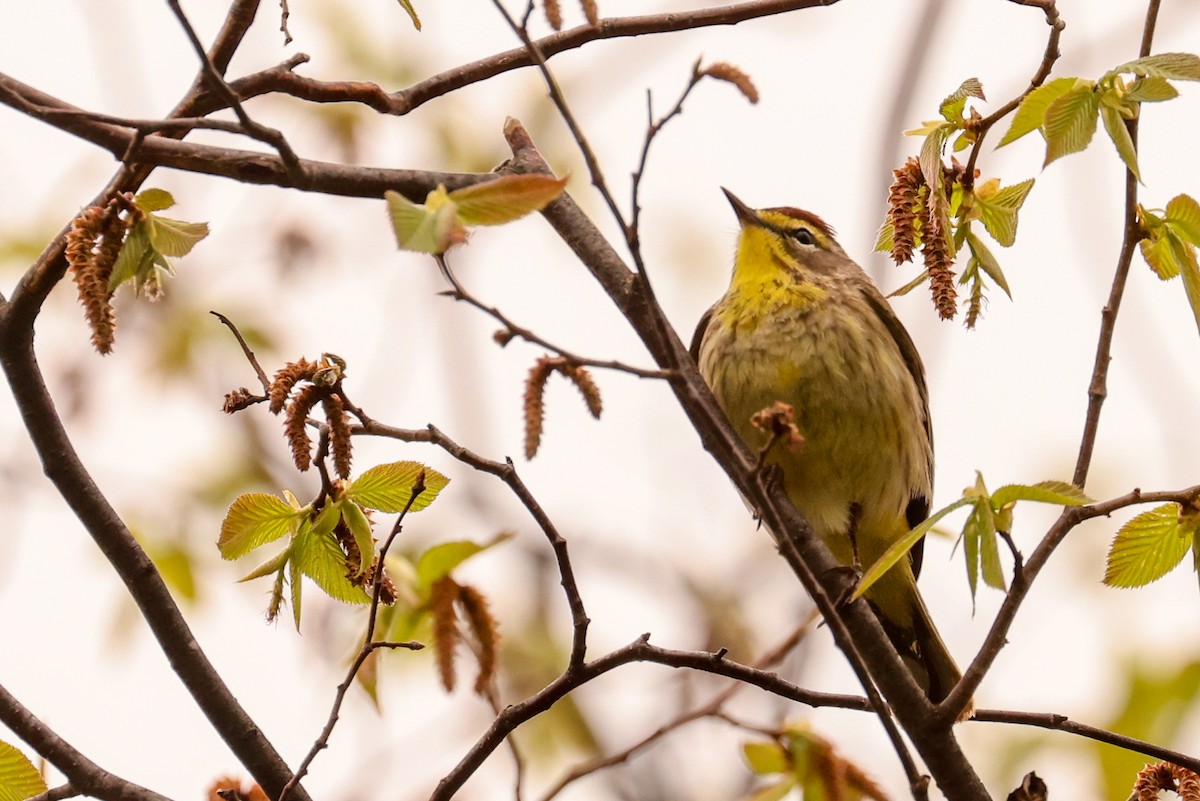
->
<box><xmin>539</xmin><ymin>618</ymin><xmax>817</xmax><ymax>801</ymax></box>
<box><xmin>276</xmin><ymin>477</ymin><xmax>429</xmax><ymax>801</ymax></box>
<box><xmin>434</xmin><ymin>254</ymin><xmax>671</xmax><ymax>379</ymax></box>
<box><xmin>938</xmin><ymin>484</ymin><xmax>1200</xmax><ymax>723</ymax></box>
<box><xmin>355</xmin><ymin>420</ymin><xmax>593</xmax><ymax>669</ymax></box>
<box><xmin>938</xmin><ymin>0</ymin><xmax>1155</xmax><ymax>726</ymax></box>
<box><xmin>627</xmin><ymin>63</ymin><xmax>706</xmax><ymax>272</ymax></box>
<box><xmin>166</xmin><ymin>0</ymin><xmax>303</xmax><ymax>177</ymax></box>
<box><xmin>962</xmin><ymin>0</ymin><xmax>1064</xmax><ymax>186</ymax></box>
<box><xmin>430</xmin><ymin>634</ymin><xmax>869</xmax><ymax>801</ymax></box>
<box><xmin>1072</xmin><ymin>0</ymin><xmax>1158</xmax><ymax>486</ymax></box>
<box><xmin>974</xmin><ymin>707</ymin><xmax>1200</xmax><ymax>772</ymax></box>
<box><xmin>0</xmin><ymin>683</ymin><xmax>173</xmax><ymax>801</ymax></box>
<box><xmin>489</xmin><ymin>0</ymin><xmax>630</xmax><ymax>250</ymax></box>
<box><xmin>211</xmin><ymin>311</ymin><xmax>271</xmax><ymax>392</ymax></box>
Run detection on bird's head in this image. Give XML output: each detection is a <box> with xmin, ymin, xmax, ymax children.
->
<box><xmin>722</xmin><ymin>188</ymin><xmax>849</xmax><ymax>288</ymax></box>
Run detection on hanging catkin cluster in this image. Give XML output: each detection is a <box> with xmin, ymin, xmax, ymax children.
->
<box><xmin>523</xmin><ymin>356</ymin><xmax>603</xmax><ymax>459</ymax></box>
<box><xmin>884</xmin><ymin>157</ymin><xmax>961</xmax><ymax>320</ymax></box>
<box><xmin>267</xmin><ymin>355</ymin><xmax>353</xmax><ymax>479</ymax></box>
<box><xmin>65</xmin><ymin>195</ymin><xmax>133</xmax><ymax>353</ymax></box>
<box><xmin>430</xmin><ymin>576</ymin><xmax>500</xmax><ymax>696</ymax></box>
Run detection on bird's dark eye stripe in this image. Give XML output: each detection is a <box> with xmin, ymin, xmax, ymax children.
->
<box><xmin>790</xmin><ymin>228</ymin><xmax>816</xmax><ymax>246</ymax></box>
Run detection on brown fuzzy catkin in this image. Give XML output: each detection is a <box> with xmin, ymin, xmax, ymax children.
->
<box><xmin>66</xmin><ymin>203</ymin><xmax>121</xmax><ymax>353</ymax></box>
<box><xmin>284</xmin><ymin>384</ymin><xmax>322</xmax><ymax>471</ymax></box>
<box><xmin>700</xmin><ymin>62</ymin><xmax>760</xmax><ymax>104</ymax></box>
<box><xmin>323</xmin><ymin>393</ymin><xmax>353</xmax><ymax>479</ymax></box>
<box><xmin>430</xmin><ymin>577</ymin><xmax>461</xmax><ymax>692</ymax></box>
<box><xmin>561</xmin><ymin>363</ymin><xmax>603</xmax><ymax>418</ymax></box>
<box><xmin>886</xmin><ymin>158</ymin><xmax>922</xmax><ymax>265</ymax></box>
<box><xmin>580</xmin><ymin>0</ymin><xmax>598</xmax><ymax>25</ymax></box>
<box><xmin>544</xmin><ymin>0</ymin><xmax>562</xmax><ymax>29</ymax></box>
<box><xmin>523</xmin><ymin>358</ymin><xmax>555</xmax><ymax>459</ymax></box>
<box><xmin>921</xmin><ymin>210</ymin><xmax>958</xmax><ymax>320</ymax></box>
<box><xmin>457</xmin><ymin>584</ymin><xmax>500</xmax><ymax>694</ymax></box>
<box><xmin>269</xmin><ymin>358</ymin><xmax>315</xmax><ymax>414</ymax></box>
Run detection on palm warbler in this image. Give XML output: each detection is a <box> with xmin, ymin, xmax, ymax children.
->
<box><xmin>692</xmin><ymin>188</ymin><xmax>964</xmax><ymax>707</ymax></box>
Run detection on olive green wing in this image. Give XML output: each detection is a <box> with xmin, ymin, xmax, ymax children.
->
<box><xmin>861</xmin><ymin>287</ymin><xmax>934</xmax><ymax>577</ymax></box>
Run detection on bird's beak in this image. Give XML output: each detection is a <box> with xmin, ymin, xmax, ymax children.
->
<box><xmin>721</xmin><ymin>187</ymin><xmax>760</xmax><ymax>228</ymax></box>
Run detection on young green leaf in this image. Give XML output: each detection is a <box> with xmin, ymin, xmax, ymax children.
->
<box><xmin>1042</xmin><ymin>83</ymin><xmax>1100</xmax><ymax>166</ymax></box>
<box><xmin>743</xmin><ymin>780</ymin><xmax>796</xmax><ymax>801</ymax></box>
<box><xmin>964</xmin><ymin>230</ymin><xmax>1012</xmax><ymax>298</ymax></box>
<box><xmin>973</xmin><ymin>505</ymin><xmax>1005</xmax><ymax>591</ymax></box>
<box><xmin>1109</xmin><ymin>52</ymin><xmax>1200</xmax><ymax>81</ymax></box>
<box><xmin>289</xmin><ymin>554</ymin><xmax>303</xmax><ymax>629</ymax></box>
<box><xmin>109</xmin><ymin>223</ymin><xmax>152</xmax><ymax>291</ymax></box>
<box><xmin>1126</xmin><ymin>76</ymin><xmax>1179</xmax><ymax>102</ymax></box>
<box><xmin>450</xmin><ymin>174</ymin><xmax>568</xmax><ymax>226</ymax></box>
<box><xmin>939</xmin><ymin>77</ymin><xmax>985</xmax><ymax>122</ymax></box>
<box><xmin>998</xmin><ymin>77</ymin><xmax>1077</xmax><ymax>147</ymax></box>
<box><xmin>0</xmin><ymin>740</ymin><xmax>47</xmax><ymax>801</ymax></box>
<box><xmin>886</xmin><ymin>268</ymin><xmax>932</xmax><ymax>299</ymax></box>
<box><xmin>990</xmin><ymin>480</ymin><xmax>1092</xmax><ymax>509</ymax></box>
<box><xmin>386</xmin><ymin>189</ymin><xmax>464</xmax><ymax>254</ymax></box>
<box><xmin>416</xmin><ymin>534</ymin><xmax>510</xmax><ymax>593</ymax></box>
<box><xmin>742</xmin><ymin>741</ymin><xmax>789</xmax><ymax>775</ymax></box>
<box><xmin>1140</xmin><ymin>232</ymin><xmax>1181</xmax><ymax>279</ymax></box>
<box><xmin>1167</xmin><ymin>233</ymin><xmax>1200</xmax><ymax>338</ymax></box>
<box><xmin>238</xmin><ymin>547</ymin><xmax>291</xmax><ymax>583</ymax></box>
<box><xmin>1100</xmin><ymin>105</ymin><xmax>1141</xmax><ymax>182</ymax></box>
<box><xmin>395</xmin><ymin>0</ymin><xmax>421</xmax><ymax>30</ymax></box>
<box><xmin>133</xmin><ymin>188</ymin><xmax>176</xmax><ymax>212</ymax></box>
<box><xmin>347</xmin><ymin>460</ymin><xmax>449</xmax><ymax>513</ymax></box>
<box><xmin>855</xmin><ymin>497</ymin><xmax>973</xmax><ymax>600</ymax></box>
<box><xmin>1166</xmin><ymin>194</ymin><xmax>1200</xmax><ymax>246</ymax></box>
<box><xmin>918</xmin><ymin>124</ymin><xmax>953</xmax><ymax>203</ymax></box>
<box><xmin>340</xmin><ymin>499</ymin><xmax>375</xmax><ymax>577</ymax></box>
<box><xmin>1104</xmin><ymin>503</ymin><xmax>1189</xmax><ymax>588</ymax></box>
<box><xmin>974</xmin><ymin>178</ymin><xmax>1035</xmax><ymax>248</ymax></box>
<box><xmin>146</xmin><ymin>215</ymin><xmax>210</xmax><ymax>257</ymax></box>
<box><xmin>219</xmin><ymin>493</ymin><xmax>302</xmax><ymax>560</ymax></box>
<box><xmin>873</xmin><ymin>220</ymin><xmax>895</xmax><ymax>254</ymax></box>
<box><xmin>291</xmin><ymin>519</ymin><xmax>371</xmax><ymax>604</ymax></box>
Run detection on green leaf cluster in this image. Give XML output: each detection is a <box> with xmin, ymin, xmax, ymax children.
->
<box><xmin>886</xmin><ymin>79</ymin><xmax>1035</xmax><ymax>325</ymax></box>
<box><xmin>857</xmin><ymin>474</ymin><xmax>1090</xmax><ymax>603</ymax></box>
<box><xmin>0</xmin><ymin>741</ymin><xmax>46</xmax><ymax>801</ymax></box>
<box><xmin>218</xmin><ymin>460</ymin><xmax>449</xmax><ymax>628</ymax></box>
<box><xmin>1104</xmin><ymin>502</ymin><xmax>1200</xmax><ymax>589</ymax></box>
<box><xmin>1137</xmin><ymin>194</ymin><xmax>1200</xmax><ymax>338</ymax></box>
<box><xmin>740</xmin><ymin>723</ymin><xmax>884</xmax><ymax>801</ymax></box>
<box><xmin>999</xmin><ymin>53</ymin><xmax>1200</xmax><ymax>180</ymax></box>
<box><xmin>386</xmin><ymin>173</ymin><xmax>568</xmax><ymax>254</ymax></box>
<box><xmin>111</xmin><ymin>188</ymin><xmax>209</xmax><ymax>299</ymax></box>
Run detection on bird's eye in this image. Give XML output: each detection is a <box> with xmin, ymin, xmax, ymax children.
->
<box><xmin>790</xmin><ymin>228</ymin><xmax>817</xmax><ymax>246</ymax></box>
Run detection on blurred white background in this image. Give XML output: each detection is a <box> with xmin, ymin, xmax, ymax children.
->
<box><xmin>2</xmin><ymin>1</ymin><xmax>1200</xmax><ymax>800</ymax></box>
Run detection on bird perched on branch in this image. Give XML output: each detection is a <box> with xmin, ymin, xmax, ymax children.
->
<box><xmin>692</xmin><ymin>188</ymin><xmax>966</xmax><ymax>711</ymax></box>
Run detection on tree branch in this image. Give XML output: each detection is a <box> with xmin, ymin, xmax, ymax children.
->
<box><xmin>0</xmin><ymin>682</ymin><xmax>175</xmax><ymax>801</ymax></box>
<box><xmin>499</xmin><ymin>120</ymin><xmax>989</xmax><ymax>800</ymax></box>
<box><xmin>210</xmin><ymin>1</ymin><xmax>845</xmax><ymax>116</ymax></box>
<box><xmin>974</xmin><ymin>707</ymin><xmax>1200</xmax><ymax>773</ymax></box>
<box><xmin>354</xmin><ymin>421</ymin><xmax>593</xmax><ymax>668</ymax></box>
<box><xmin>430</xmin><ymin>635</ymin><xmax>868</xmax><ymax>801</ymax></box>
<box><xmin>1072</xmin><ymin>0</ymin><xmax>1159</xmax><ymax>486</ymax></box>
<box><xmin>0</xmin><ymin>2</ymin><xmax>310</xmax><ymax>798</ymax></box>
